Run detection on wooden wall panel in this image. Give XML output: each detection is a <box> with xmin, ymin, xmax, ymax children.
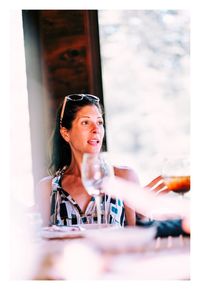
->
<box><xmin>40</xmin><ymin>11</ymin><xmax>90</xmax><ymax>99</ymax></box>
<box><xmin>39</xmin><ymin>10</ymin><xmax>103</xmax><ymax>139</ymax></box>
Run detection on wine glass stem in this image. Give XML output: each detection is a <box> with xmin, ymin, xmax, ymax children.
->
<box><xmin>95</xmin><ymin>195</ymin><xmax>101</xmax><ymax>224</ymax></box>
<box><xmin>104</xmin><ymin>194</ymin><xmax>107</xmax><ymax>224</ymax></box>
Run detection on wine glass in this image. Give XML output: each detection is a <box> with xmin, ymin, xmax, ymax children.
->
<box><xmin>81</xmin><ymin>152</ymin><xmax>113</xmax><ymax>225</ymax></box>
<box><xmin>162</xmin><ymin>157</ymin><xmax>190</xmax><ymax>198</ymax></box>
<box><xmin>162</xmin><ymin>156</ymin><xmax>190</xmax><ymax>246</ymax></box>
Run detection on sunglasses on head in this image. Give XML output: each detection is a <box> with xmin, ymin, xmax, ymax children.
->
<box><xmin>60</xmin><ymin>94</ymin><xmax>100</xmax><ymax>127</ymax></box>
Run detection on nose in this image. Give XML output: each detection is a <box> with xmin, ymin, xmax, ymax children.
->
<box><xmin>91</xmin><ymin>123</ymin><xmax>100</xmax><ymax>134</ymax></box>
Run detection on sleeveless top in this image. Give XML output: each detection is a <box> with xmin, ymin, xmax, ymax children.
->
<box><xmin>50</xmin><ymin>167</ymin><xmax>126</xmax><ymax>226</ymax></box>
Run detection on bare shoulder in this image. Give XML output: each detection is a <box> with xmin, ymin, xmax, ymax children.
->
<box><xmin>114</xmin><ymin>165</ymin><xmax>139</xmax><ymax>184</ymax></box>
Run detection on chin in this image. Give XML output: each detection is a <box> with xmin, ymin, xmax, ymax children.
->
<box><xmin>86</xmin><ymin>147</ymin><xmax>101</xmax><ymax>154</ymax></box>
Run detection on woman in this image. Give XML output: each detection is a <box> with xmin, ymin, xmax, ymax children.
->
<box><xmin>37</xmin><ymin>94</ymin><xmax>139</xmax><ymax>227</ymax></box>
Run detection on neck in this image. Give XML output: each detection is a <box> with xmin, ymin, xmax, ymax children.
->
<box><xmin>66</xmin><ymin>152</ymin><xmax>83</xmax><ymax>176</ymax></box>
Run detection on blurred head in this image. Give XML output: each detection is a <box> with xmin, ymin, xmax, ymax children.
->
<box><xmin>49</xmin><ymin>94</ymin><xmax>104</xmax><ymax>175</ymax></box>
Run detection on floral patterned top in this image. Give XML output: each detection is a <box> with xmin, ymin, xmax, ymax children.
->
<box><xmin>50</xmin><ymin>167</ymin><xmax>126</xmax><ymax>226</ymax></box>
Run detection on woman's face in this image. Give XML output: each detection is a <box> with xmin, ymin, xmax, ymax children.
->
<box><xmin>64</xmin><ymin>105</ymin><xmax>104</xmax><ymax>155</ymax></box>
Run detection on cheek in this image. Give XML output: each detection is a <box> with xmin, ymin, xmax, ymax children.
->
<box><xmin>69</xmin><ymin>129</ymin><xmax>87</xmax><ymax>144</ymax></box>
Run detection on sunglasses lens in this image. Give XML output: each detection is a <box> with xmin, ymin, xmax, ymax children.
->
<box><xmin>87</xmin><ymin>95</ymin><xmax>100</xmax><ymax>101</ymax></box>
<box><xmin>67</xmin><ymin>94</ymin><xmax>84</xmax><ymax>101</ymax></box>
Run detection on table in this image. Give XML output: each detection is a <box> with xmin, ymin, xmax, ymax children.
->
<box><xmin>30</xmin><ymin>229</ymin><xmax>190</xmax><ymax>280</ymax></box>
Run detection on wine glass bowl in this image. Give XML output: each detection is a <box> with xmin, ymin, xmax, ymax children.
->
<box><xmin>162</xmin><ymin>157</ymin><xmax>190</xmax><ymax>197</ymax></box>
<box><xmin>81</xmin><ymin>152</ymin><xmax>113</xmax><ymax>224</ymax></box>
<box><xmin>163</xmin><ymin>176</ymin><xmax>190</xmax><ymax>195</ymax></box>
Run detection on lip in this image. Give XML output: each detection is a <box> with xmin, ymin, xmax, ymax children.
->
<box><xmin>87</xmin><ymin>139</ymin><xmax>100</xmax><ymax>146</ymax></box>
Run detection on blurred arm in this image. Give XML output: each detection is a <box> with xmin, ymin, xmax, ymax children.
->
<box><xmin>104</xmin><ymin>176</ymin><xmax>190</xmax><ymax>232</ymax></box>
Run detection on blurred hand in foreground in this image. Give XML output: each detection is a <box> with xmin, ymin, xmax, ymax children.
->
<box><xmin>103</xmin><ymin>176</ymin><xmax>190</xmax><ymax>232</ymax></box>
<box><xmin>145</xmin><ymin>175</ymin><xmax>169</xmax><ymax>195</ymax></box>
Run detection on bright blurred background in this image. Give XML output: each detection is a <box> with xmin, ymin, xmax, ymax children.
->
<box><xmin>98</xmin><ymin>10</ymin><xmax>190</xmax><ymax>185</ymax></box>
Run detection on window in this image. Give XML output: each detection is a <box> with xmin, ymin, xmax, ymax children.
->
<box><xmin>98</xmin><ymin>10</ymin><xmax>190</xmax><ymax>184</ymax></box>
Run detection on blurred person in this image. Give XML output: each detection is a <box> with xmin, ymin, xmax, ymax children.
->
<box><xmin>36</xmin><ymin>94</ymin><xmax>139</xmax><ymax>227</ymax></box>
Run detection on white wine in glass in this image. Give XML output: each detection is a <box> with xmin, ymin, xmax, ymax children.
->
<box><xmin>81</xmin><ymin>152</ymin><xmax>113</xmax><ymax>224</ymax></box>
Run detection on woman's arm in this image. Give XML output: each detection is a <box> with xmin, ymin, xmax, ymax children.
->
<box><xmin>36</xmin><ymin>176</ymin><xmax>53</xmax><ymax>227</ymax></box>
<box><xmin>114</xmin><ymin>166</ymin><xmax>139</xmax><ymax>226</ymax></box>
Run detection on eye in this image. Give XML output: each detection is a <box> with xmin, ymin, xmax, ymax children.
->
<box><xmin>81</xmin><ymin>120</ymin><xmax>89</xmax><ymax>125</ymax></box>
<box><xmin>98</xmin><ymin>120</ymin><xmax>104</xmax><ymax>125</ymax></box>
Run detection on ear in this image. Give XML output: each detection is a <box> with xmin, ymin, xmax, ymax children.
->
<box><xmin>60</xmin><ymin>127</ymin><xmax>70</xmax><ymax>142</ymax></box>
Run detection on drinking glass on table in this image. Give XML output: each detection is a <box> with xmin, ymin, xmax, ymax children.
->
<box><xmin>81</xmin><ymin>152</ymin><xmax>113</xmax><ymax>224</ymax></box>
